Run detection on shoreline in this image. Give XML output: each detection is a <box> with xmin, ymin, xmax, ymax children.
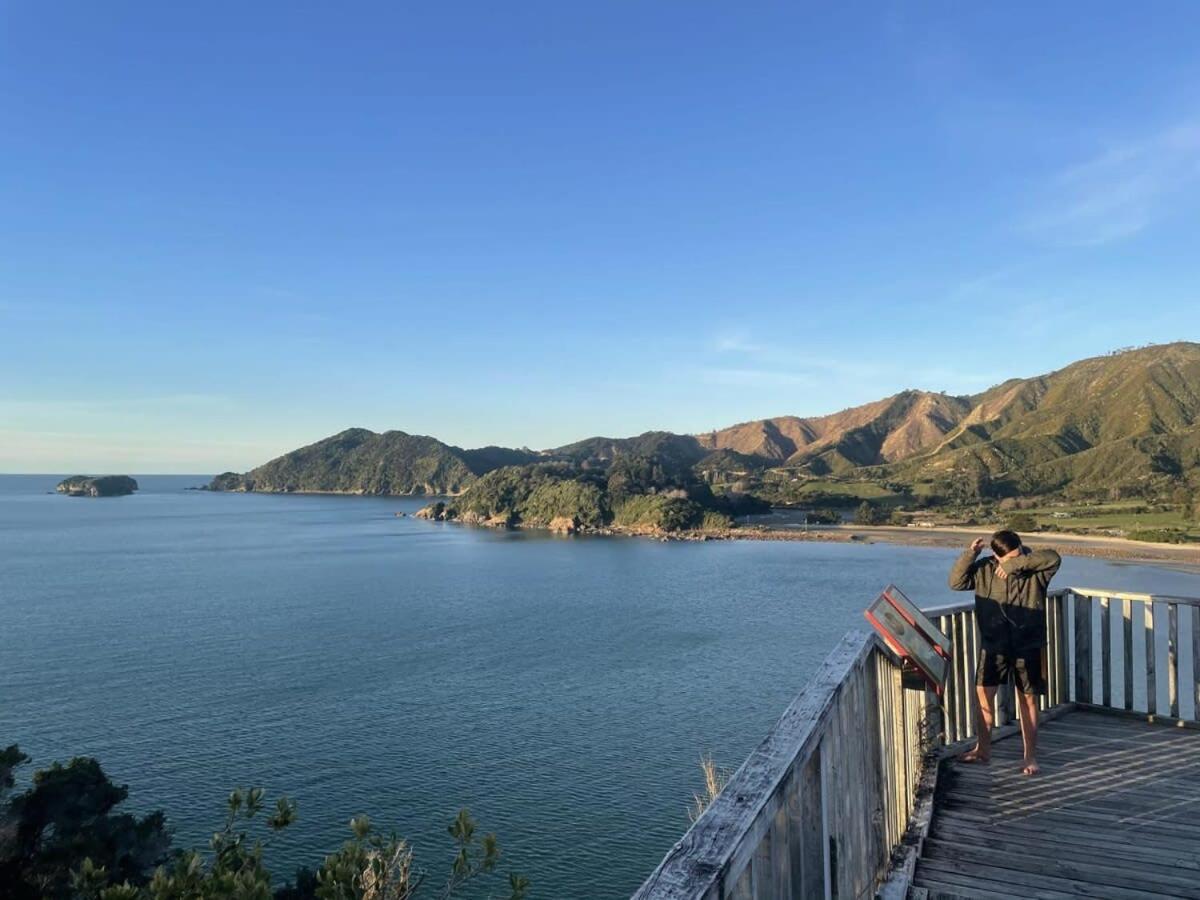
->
<box><xmin>209</xmin><ymin>488</ymin><xmax>1199</xmax><ymax>572</ymax></box>
<box><xmin>430</xmin><ymin>515</ymin><xmax>1200</xmax><ymax>571</ymax></box>
<box><xmin>717</xmin><ymin>523</ymin><xmax>1200</xmax><ymax>571</ymax></box>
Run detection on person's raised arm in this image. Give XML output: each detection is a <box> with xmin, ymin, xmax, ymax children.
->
<box><xmin>999</xmin><ymin>547</ymin><xmax>1062</xmax><ymax>579</ymax></box>
<box><xmin>949</xmin><ymin>538</ymin><xmax>986</xmax><ymax>591</ymax></box>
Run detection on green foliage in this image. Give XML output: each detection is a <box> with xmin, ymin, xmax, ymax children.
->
<box><xmin>1</xmin><ymin>747</ymin><xmax>526</xmax><ymax>900</ymax></box>
<box><xmin>452</xmin><ymin>462</ymin><xmax>607</xmax><ymax>527</ymax></box>
<box><xmin>208</xmin><ymin>429</ymin><xmax>480</xmax><ymax>496</ymax></box>
<box><xmin>606</xmin><ymin>454</ymin><xmax>693</xmax><ymax>503</ymax></box>
<box><xmin>452</xmin><ymin>450</ymin><xmax>746</xmax><ymax>533</ymax></box>
<box><xmin>1006</xmin><ymin>512</ymin><xmax>1038</xmax><ymax>532</ymax></box>
<box><xmin>612</xmin><ymin>494</ymin><xmax>704</xmax><ymax>532</ymax></box>
<box><xmin>699</xmin><ymin>510</ymin><xmax>733</xmax><ymax>531</ymax></box>
<box><xmin>791</xmin><ymin>508</ymin><xmax>839</xmax><ymax>525</ymax></box>
<box><xmin>522</xmin><ymin>478</ymin><xmax>609</xmax><ymax>528</ymax></box>
<box><xmin>853</xmin><ymin>501</ymin><xmax>881</xmax><ymax>526</ymax></box>
<box><xmin>1128</xmin><ymin>528</ymin><xmax>1195</xmax><ymax>544</ymax></box>
<box><xmin>0</xmin><ymin>752</ymin><xmax>172</xmax><ymax>899</ymax></box>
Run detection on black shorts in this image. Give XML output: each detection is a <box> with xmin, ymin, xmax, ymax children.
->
<box><xmin>976</xmin><ymin>646</ymin><xmax>1046</xmax><ymax>695</ymax></box>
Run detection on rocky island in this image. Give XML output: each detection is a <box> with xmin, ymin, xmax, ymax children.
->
<box><xmin>56</xmin><ymin>475</ymin><xmax>139</xmax><ymax>497</ymax></box>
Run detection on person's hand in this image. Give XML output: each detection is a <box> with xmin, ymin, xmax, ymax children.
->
<box><xmin>970</xmin><ymin>538</ymin><xmax>986</xmax><ymax>554</ymax></box>
<box><xmin>995</xmin><ymin>564</ymin><xmax>1008</xmax><ymax>580</ymax></box>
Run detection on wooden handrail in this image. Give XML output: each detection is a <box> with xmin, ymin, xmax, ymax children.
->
<box><xmin>633</xmin><ymin>630</ymin><xmax>934</xmax><ymax>899</ymax></box>
<box><xmin>632</xmin><ymin>631</ymin><xmax>875</xmax><ymax>898</ymax></box>
<box><xmin>1064</xmin><ymin>587</ymin><xmax>1200</xmax><ymax>608</ymax></box>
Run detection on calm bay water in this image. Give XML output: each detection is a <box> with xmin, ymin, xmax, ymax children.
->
<box><xmin>3</xmin><ymin>474</ymin><xmax>1199</xmax><ymax>897</ymax></box>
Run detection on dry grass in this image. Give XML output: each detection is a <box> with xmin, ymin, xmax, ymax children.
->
<box><xmin>687</xmin><ymin>754</ymin><xmax>731</xmax><ymax>824</ymax></box>
<box><xmin>361</xmin><ymin>841</ymin><xmax>415</xmax><ymax>900</ymax></box>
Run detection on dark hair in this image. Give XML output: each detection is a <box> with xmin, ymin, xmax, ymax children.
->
<box><xmin>991</xmin><ymin>529</ymin><xmax>1022</xmax><ymax>555</ymax></box>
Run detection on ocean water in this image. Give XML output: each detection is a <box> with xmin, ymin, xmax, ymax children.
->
<box><xmin>2</xmin><ymin>474</ymin><xmax>1198</xmax><ymax>897</ymax></box>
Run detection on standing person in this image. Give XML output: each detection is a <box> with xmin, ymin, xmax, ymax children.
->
<box><xmin>948</xmin><ymin>530</ymin><xmax>1061</xmax><ymax>775</ymax></box>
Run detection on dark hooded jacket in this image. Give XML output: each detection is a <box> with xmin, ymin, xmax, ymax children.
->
<box><xmin>948</xmin><ymin>546</ymin><xmax>1062</xmax><ymax>651</ymax></box>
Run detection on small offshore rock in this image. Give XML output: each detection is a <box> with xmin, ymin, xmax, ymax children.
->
<box><xmin>55</xmin><ymin>475</ymin><xmax>138</xmax><ymax>497</ymax></box>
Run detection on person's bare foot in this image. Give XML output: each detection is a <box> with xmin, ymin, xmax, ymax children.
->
<box><xmin>959</xmin><ymin>747</ymin><xmax>990</xmax><ymax>764</ymax></box>
<box><xmin>1021</xmin><ymin>759</ymin><xmax>1040</xmax><ymax>776</ymax></box>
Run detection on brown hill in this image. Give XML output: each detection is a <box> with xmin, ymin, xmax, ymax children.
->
<box><xmin>696</xmin><ymin>390</ymin><xmax>972</xmax><ymax>472</ymax></box>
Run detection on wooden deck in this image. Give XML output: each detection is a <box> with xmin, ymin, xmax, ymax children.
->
<box><xmin>913</xmin><ymin>709</ymin><xmax>1200</xmax><ymax>900</ymax></box>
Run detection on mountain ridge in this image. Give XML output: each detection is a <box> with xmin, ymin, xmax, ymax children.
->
<box><xmin>209</xmin><ymin>342</ymin><xmax>1200</xmax><ymax>501</ymax></box>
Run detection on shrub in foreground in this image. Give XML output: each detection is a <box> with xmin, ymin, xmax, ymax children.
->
<box><xmin>0</xmin><ymin>745</ymin><xmax>528</xmax><ymax>900</ymax></box>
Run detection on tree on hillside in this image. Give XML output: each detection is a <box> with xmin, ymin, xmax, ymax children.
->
<box><xmin>1006</xmin><ymin>512</ymin><xmax>1038</xmax><ymax>533</ymax></box>
<box><xmin>854</xmin><ymin>501</ymin><xmax>881</xmax><ymax>526</ymax></box>
<box><xmin>1171</xmin><ymin>485</ymin><xmax>1194</xmax><ymax>520</ymax></box>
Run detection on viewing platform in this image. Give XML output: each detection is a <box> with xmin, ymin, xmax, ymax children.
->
<box><xmin>915</xmin><ymin>708</ymin><xmax>1200</xmax><ymax>899</ymax></box>
<box><xmin>632</xmin><ymin>588</ymin><xmax>1200</xmax><ymax>900</ymax></box>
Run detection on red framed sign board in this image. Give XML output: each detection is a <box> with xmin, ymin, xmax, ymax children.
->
<box><xmin>864</xmin><ymin>584</ymin><xmax>951</xmax><ymax>694</ymax></box>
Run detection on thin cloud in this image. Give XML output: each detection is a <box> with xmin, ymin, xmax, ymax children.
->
<box><xmin>698</xmin><ymin>367</ymin><xmax>816</xmax><ymax>388</ymax></box>
<box><xmin>711</xmin><ymin>331</ymin><xmax>764</xmax><ymax>354</ymax></box>
<box><xmin>1025</xmin><ymin>122</ymin><xmax>1200</xmax><ymax>246</ymax></box>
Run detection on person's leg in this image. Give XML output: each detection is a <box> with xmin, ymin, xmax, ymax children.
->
<box><xmin>1016</xmin><ymin>690</ymin><xmax>1039</xmax><ymax>775</ymax></box>
<box><xmin>961</xmin><ymin>685</ymin><xmax>997</xmax><ymax>761</ymax></box>
<box><xmin>962</xmin><ymin>647</ymin><xmax>1002</xmax><ymax>763</ymax></box>
<box><xmin>1014</xmin><ymin>652</ymin><xmax>1045</xmax><ymax>775</ymax></box>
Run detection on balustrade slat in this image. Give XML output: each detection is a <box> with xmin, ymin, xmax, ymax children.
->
<box><xmin>1145</xmin><ymin>601</ymin><xmax>1157</xmax><ymax>716</ymax></box>
<box><xmin>1122</xmin><ymin>598</ymin><xmax>1134</xmax><ymax>711</ymax></box>
<box><xmin>961</xmin><ymin>612</ymin><xmax>972</xmax><ymax>741</ymax></box>
<box><xmin>1074</xmin><ymin>592</ymin><xmax>1092</xmax><ymax>704</ymax></box>
<box><xmin>1100</xmin><ymin>597</ymin><xmax>1112</xmax><ymax>708</ymax></box>
<box><xmin>963</xmin><ymin>610</ymin><xmax>978</xmax><ymax>727</ymax></box>
<box><xmin>1193</xmin><ymin>606</ymin><xmax>1200</xmax><ymax>723</ymax></box>
<box><xmin>1168</xmin><ymin>604</ymin><xmax>1180</xmax><ymax>719</ymax></box>
<box><xmin>1044</xmin><ymin>597</ymin><xmax>1056</xmax><ymax>710</ymax></box>
<box><xmin>939</xmin><ymin>614</ymin><xmax>957</xmax><ymax>742</ymax></box>
<box><xmin>1056</xmin><ymin>594</ymin><xmax>1069</xmax><ymax>706</ymax></box>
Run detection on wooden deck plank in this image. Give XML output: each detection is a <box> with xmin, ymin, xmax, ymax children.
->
<box><xmin>929</xmin><ymin>816</ymin><xmax>1200</xmax><ymax>869</ymax></box>
<box><xmin>914</xmin><ymin>855</ymin><xmax>1186</xmax><ymax>899</ymax></box>
<box><xmin>920</xmin><ymin>837</ymin><xmax>1200</xmax><ymax>897</ymax></box>
<box><xmin>916</xmin><ymin>708</ymin><xmax>1200</xmax><ymax>899</ymax></box>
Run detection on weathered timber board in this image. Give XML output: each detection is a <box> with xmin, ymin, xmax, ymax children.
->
<box><xmin>914</xmin><ymin>709</ymin><xmax>1200</xmax><ymax>899</ymax></box>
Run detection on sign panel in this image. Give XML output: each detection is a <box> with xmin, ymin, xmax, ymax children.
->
<box><xmin>864</xmin><ymin>584</ymin><xmax>951</xmax><ymax>694</ymax></box>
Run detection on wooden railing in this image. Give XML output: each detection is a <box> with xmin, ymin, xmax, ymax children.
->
<box><xmin>1065</xmin><ymin>587</ymin><xmax>1200</xmax><ymax>722</ymax></box>
<box><xmin>925</xmin><ymin>587</ymin><xmax>1200</xmax><ymax>740</ymax></box>
<box><xmin>922</xmin><ymin>590</ymin><xmax>1070</xmax><ymax>744</ymax></box>
<box><xmin>632</xmin><ymin>630</ymin><xmax>933</xmax><ymax>899</ymax></box>
<box><xmin>633</xmin><ymin>587</ymin><xmax>1200</xmax><ymax>900</ymax></box>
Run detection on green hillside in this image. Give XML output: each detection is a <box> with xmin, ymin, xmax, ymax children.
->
<box><xmin>210</xmin><ymin>344</ymin><xmax>1200</xmax><ymax>523</ymax></box>
<box><xmin>209</xmin><ymin>428</ymin><xmax>480</xmax><ymax>495</ymax></box>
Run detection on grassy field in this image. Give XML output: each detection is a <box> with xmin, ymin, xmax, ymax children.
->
<box><xmin>1024</xmin><ymin>502</ymin><xmax>1200</xmax><ymax>540</ymax></box>
<box><xmin>788</xmin><ymin>479</ymin><xmax>899</xmax><ymax>500</ymax></box>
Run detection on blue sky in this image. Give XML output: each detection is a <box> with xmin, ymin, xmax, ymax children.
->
<box><xmin>3</xmin><ymin>2</ymin><xmax>1199</xmax><ymax>472</ymax></box>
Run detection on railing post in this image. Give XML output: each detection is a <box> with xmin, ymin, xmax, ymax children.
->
<box><xmin>1193</xmin><ymin>604</ymin><xmax>1200</xmax><ymax>723</ymax></box>
<box><xmin>1044</xmin><ymin>595</ymin><xmax>1055</xmax><ymax>710</ymax></box>
<box><xmin>1100</xmin><ymin>597</ymin><xmax>1112</xmax><ymax>708</ymax></box>
<box><xmin>1145</xmin><ymin>600</ymin><xmax>1157</xmax><ymax>715</ymax></box>
<box><xmin>1122</xmin><ymin>597</ymin><xmax>1134</xmax><ymax>711</ymax></box>
<box><xmin>1168</xmin><ymin>603</ymin><xmax>1180</xmax><ymax>719</ymax></box>
<box><xmin>1057</xmin><ymin>593</ymin><xmax>1069</xmax><ymax>706</ymax></box>
<box><xmin>1074</xmin><ymin>592</ymin><xmax>1092</xmax><ymax>704</ymax></box>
